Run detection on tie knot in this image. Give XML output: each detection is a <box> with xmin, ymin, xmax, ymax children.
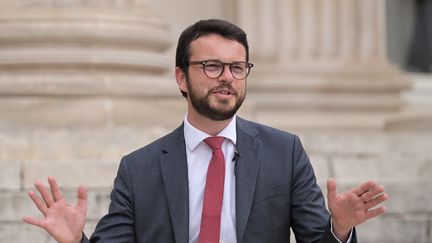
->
<box><xmin>204</xmin><ymin>136</ymin><xmax>225</xmax><ymax>150</ymax></box>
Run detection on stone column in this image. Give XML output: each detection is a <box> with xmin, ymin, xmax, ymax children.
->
<box><xmin>0</xmin><ymin>1</ymin><xmax>184</xmax><ymax>241</ymax></box>
<box><xmin>0</xmin><ymin>0</ymin><xmax>184</xmax><ymax>128</ymax></box>
<box><xmin>234</xmin><ymin>0</ymin><xmax>411</xmax><ymax>131</ymax></box>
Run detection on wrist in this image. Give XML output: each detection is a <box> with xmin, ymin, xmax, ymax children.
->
<box><xmin>71</xmin><ymin>233</ymin><xmax>83</xmax><ymax>243</ymax></box>
<box><xmin>332</xmin><ymin>219</ymin><xmax>351</xmax><ymax>241</ymax></box>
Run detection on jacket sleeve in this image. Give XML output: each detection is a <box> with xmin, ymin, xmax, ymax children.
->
<box><xmin>87</xmin><ymin>156</ymin><xmax>136</xmax><ymax>243</ymax></box>
<box><xmin>290</xmin><ymin>135</ymin><xmax>357</xmax><ymax>243</ymax></box>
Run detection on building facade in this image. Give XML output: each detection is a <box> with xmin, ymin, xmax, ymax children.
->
<box><xmin>0</xmin><ymin>0</ymin><xmax>431</xmax><ymax>242</ymax></box>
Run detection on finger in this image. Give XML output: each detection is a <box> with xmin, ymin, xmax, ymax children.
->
<box><xmin>23</xmin><ymin>216</ymin><xmax>47</xmax><ymax>229</ymax></box>
<box><xmin>48</xmin><ymin>176</ymin><xmax>63</xmax><ymax>202</ymax></box>
<box><xmin>365</xmin><ymin>206</ymin><xmax>386</xmax><ymax>220</ymax></box>
<box><xmin>352</xmin><ymin>180</ymin><xmax>378</xmax><ymax>196</ymax></box>
<box><xmin>364</xmin><ymin>193</ymin><xmax>388</xmax><ymax>209</ymax></box>
<box><xmin>327</xmin><ymin>178</ymin><xmax>337</xmax><ymax>200</ymax></box>
<box><xmin>34</xmin><ymin>180</ymin><xmax>54</xmax><ymax>207</ymax></box>
<box><xmin>76</xmin><ymin>185</ymin><xmax>88</xmax><ymax>212</ymax></box>
<box><xmin>28</xmin><ymin>191</ymin><xmax>48</xmax><ymax>216</ymax></box>
<box><xmin>347</xmin><ymin>190</ymin><xmax>364</xmax><ymax>206</ymax></box>
<box><xmin>360</xmin><ymin>185</ymin><xmax>385</xmax><ymax>203</ymax></box>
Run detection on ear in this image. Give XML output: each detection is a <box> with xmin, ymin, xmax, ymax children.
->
<box><xmin>175</xmin><ymin>67</ymin><xmax>188</xmax><ymax>94</ymax></box>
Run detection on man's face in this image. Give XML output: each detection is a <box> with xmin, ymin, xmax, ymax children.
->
<box><xmin>178</xmin><ymin>34</ymin><xmax>247</xmax><ymax>121</ymax></box>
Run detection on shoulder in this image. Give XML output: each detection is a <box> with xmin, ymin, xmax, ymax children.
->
<box><xmin>236</xmin><ymin>117</ymin><xmax>306</xmax><ymax>156</ymax></box>
<box><xmin>237</xmin><ymin>116</ymin><xmax>298</xmax><ymax>141</ymax></box>
<box><xmin>122</xmin><ymin>124</ymin><xmax>184</xmax><ymax>164</ymax></box>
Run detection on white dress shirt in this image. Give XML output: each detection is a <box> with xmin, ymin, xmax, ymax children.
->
<box><xmin>184</xmin><ymin>115</ymin><xmax>237</xmax><ymax>243</ymax></box>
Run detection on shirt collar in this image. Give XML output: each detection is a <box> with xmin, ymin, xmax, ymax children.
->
<box><xmin>184</xmin><ymin>114</ymin><xmax>237</xmax><ymax>152</ymax></box>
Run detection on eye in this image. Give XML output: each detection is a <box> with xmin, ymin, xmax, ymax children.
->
<box><xmin>204</xmin><ymin>61</ymin><xmax>222</xmax><ymax>72</ymax></box>
<box><xmin>231</xmin><ymin>63</ymin><xmax>246</xmax><ymax>73</ymax></box>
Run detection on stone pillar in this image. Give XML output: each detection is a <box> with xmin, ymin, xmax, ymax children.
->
<box><xmin>0</xmin><ymin>0</ymin><xmax>184</xmax><ymax>128</ymax></box>
<box><xmin>0</xmin><ymin>1</ymin><xmax>184</xmax><ymax>241</ymax></box>
<box><xmin>235</xmin><ymin>0</ymin><xmax>411</xmax><ymax>131</ymax></box>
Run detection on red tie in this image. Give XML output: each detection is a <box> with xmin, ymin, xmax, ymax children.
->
<box><xmin>199</xmin><ymin>136</ymin><xmax>225</xmax><ymax>243</ymax></box>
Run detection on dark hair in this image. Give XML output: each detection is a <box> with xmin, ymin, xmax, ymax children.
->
<box><xmin>175</xmin><ymin>19</ymin><xmax>249</xmax><ymax>97</ymax></box>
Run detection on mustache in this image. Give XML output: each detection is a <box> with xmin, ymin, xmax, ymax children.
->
<box><xmin>209</xmin><ymin>84</ymin><xmax>238</xmax><ymax>96</ymax></box>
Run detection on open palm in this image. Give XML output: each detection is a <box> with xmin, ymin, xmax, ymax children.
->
<box><xmin>23</xmin><ymin>176</ymin><xmax>87</xmax><ymax>243</ymax></box>
<box><xmin>327</xmin><ymin>178</ymin><xmax>388</xmax><ymax>238</ymax></box>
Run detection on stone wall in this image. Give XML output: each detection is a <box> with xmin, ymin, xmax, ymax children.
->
<box><xmin>303</xmin><ymin>131</ymin><xmax>432</xmax><ymax>243</ymax></box>
<box><xmin>1</xmin><ymin>127</ymin><xmax>431</xmax><ymax>243</ymax></box>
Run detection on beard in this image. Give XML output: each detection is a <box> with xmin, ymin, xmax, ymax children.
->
<box><xmin>186</xmin><ymin>77</ymin><xmax>245</xmax><ymax>121</ymax></box>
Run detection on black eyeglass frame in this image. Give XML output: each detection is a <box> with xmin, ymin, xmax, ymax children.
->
<box><xmin>188</xmin><ymin>60</ymin><xmax>254</xmax><ymax>80</ymax></box>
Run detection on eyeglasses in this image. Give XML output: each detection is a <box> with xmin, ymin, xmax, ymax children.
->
<box><xmin>188</xmin><ymin>60</ymin><xmax>254</xmax><ymax>80</ymax></box>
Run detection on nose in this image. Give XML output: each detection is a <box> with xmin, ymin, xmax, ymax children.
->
<box><xmin>217</xmin><ymin>64</ymin><xmax>234</xmax><ymax>83</ymax></box>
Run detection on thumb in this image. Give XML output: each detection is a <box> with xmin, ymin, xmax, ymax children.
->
<box><xmin>327</xmin><ymin>178</ymin><xmax>337</xmax><ymax>200</ymax></box>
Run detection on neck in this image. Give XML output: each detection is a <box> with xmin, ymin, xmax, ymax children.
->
<box><xmin>187</xmin><ymin>112</ymin><xmax>233</xmax><ymax>136</ymax></box>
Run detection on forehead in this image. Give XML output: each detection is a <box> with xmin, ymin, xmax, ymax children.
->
<box><xmin>189</xmin><ymin>34</ymin><xmax>246</xmax><ymax>61</ymax></box>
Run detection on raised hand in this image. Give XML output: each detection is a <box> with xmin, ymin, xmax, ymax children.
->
<box><xmin>327</xmin><ymin>178</ymin><xmax>388</xmax><ymax>241</ymax></box>
<box><xmin>23</xmin><ymin>176</ymin><xmax>87</xmax><ymax>243</ymax></box>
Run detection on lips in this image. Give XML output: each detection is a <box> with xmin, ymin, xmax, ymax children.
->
<box><xmin>211</xmin><ymin>86</ymin><xmax>237</xmax><ymax>97</ymax></box>
<box><xmin>215</xmin><ymin>90</ymin><xmax>232</xmax><ymax>95</ymax></box>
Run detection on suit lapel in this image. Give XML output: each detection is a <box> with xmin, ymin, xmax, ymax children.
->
<box><xmin>235</xmin><ymin>118</ymin><xmax>261</xmax><ymax>243</ymax></box>
<box><xmin>160</xmin><ymin>125</ymin><xmax>189</xmax><ymax>243</ymax></box>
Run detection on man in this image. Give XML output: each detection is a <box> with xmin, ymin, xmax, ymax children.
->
<box><xmin>24</xmin><ymin>19</ymin><xmax>387</xmax><ymax>243</ymax></box>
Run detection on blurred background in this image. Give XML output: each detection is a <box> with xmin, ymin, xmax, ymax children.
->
<box><xmin>0</xmin><ymin>0</ymin><xmax>431</xmax><ymax>242</ymax></box>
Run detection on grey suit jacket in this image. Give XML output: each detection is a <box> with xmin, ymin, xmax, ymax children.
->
<box><xmin>83</xmin><ymin>117</ymin><xmax>356</xmax><ymax>243</ymax></box>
